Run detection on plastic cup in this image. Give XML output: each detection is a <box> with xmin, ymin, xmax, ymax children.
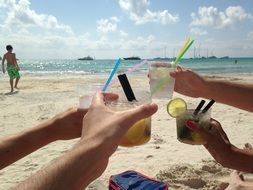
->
<box><xmin>148</xmin><ymin>62</ymin><xmax>175</xmax><ymax>99</ymax></box>
<box><xmin>176</xmin><ymin>109</ymin><xmax>211</xmax><ymax>145</ymax></box>
<box><xmin>76</xmin><ymin>84</ymin><xmax>101</xmax><ymax>108</ymax></box>
<box><xmin>106</xmin><ymin>90</ymin><xmax>151</xmax><ymax>147</ymax></box>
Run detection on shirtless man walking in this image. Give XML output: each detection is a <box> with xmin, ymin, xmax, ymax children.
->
<box><xmin>2</xmin><ymin>45</ymin><xmax>20</xmax><ymax>93</ymax></box>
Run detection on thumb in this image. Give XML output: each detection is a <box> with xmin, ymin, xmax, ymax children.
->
<box><xmin>120</xmin><ymin>103</ymin><xmax>158</xmax><ymax>127</ymax></box>
<box><xmin>185</xmin><ymin>120</ymin><xmax>212</xmax><ymax>141</ymax></box>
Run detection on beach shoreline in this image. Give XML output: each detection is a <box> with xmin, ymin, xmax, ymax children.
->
<box><xmin>0</xmin><ymin>74</ymin><xmax>253</xmax><ymax>189</ymax></box>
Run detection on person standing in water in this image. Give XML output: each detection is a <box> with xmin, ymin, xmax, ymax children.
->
<box><xmin>2</xmin><ymin>45</ymin><xmax>20</xmax><ymax>93</ymax></box>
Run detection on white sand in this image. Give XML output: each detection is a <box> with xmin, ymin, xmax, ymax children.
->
<box><xmin>0</xmin><ymin>73</ymin><xmax>253</xmax><ymax>190</ymax></box>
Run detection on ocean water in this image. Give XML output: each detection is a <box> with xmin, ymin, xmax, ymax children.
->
<box><xmin>18</xmin><ymin>57</ymin><xmax>253</xmax><ymax>76</ymax></box>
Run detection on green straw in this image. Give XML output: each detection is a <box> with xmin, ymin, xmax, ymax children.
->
<box><xmin>176</xmin><ymin>37</ymin><xmax>190</xmax><ymax>60</ymax></box>
<box><xmin>174</xmin><ymin>39</ymin><xmax>194</xmax><ymax>65</ymax></box>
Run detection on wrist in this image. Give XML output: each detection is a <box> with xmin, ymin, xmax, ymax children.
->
<box><xmin>229</xmin><ymin>146</ymin><xmax>253</xmax><ymax>172</ymax></box>
<box><xmin>78</xmin><ymin>137</ymin><xmax>112</xmax><ymax>161</ymax></box>
<box><xmin>70</xmin><ymin>141</ymin><xmax>107</xmax><ymax>186</ymax></box>
<box><xmin>219</xmin><ymin>144</ymin><xmax>248</xmax><ymax>170</ymax></box>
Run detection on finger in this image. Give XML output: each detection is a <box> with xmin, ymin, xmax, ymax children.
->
<box><xmin>90</xmin><ymin>92</ymin><xmax>102</xmax><ymax>106</ymax></box>
<box><xmin>119</xmin><ymin>103</ymin><xmax>158</xmax><ymax>128</ymax></box>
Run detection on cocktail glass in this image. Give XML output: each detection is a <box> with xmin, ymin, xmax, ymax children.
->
<box><xmin>106</xmin><ymin>90</ymin><xmax>151</xmax><ymax>147</ymax></box>
<box><xmin>176</xmin><ymin>109</ymin><xmax>211</xmax><ymax>145</ymax></box>
<box><xmin>77</xmin><ymin>84</ymin><xmax>101</xmax><ymax>108</ymax></box>
<box><xmin>149</xmin><ymin>62</ymin><xmax>175</xmax><ymax>99</ymax></box>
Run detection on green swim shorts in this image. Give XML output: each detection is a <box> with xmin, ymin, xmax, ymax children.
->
<box><xmin>7</xmin><ymin>65</ymin><xmax>20</xmax><ymax>80</ymax></box>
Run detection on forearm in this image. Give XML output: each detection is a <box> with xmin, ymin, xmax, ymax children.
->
<box><xmin>203</xmin><ymin>80</ymin><xmax>253</xmax><ymax>112</ymax></box>
<box><xmin>226</xmin><ymin>146</ymin><xmax>253</xmax><ymax>173</ymax></box>
<box><xmin>0</xmin><ymin>120</ymin><xmax>56</xmax><ymax>169</ymax></box>
<box><xmin>15</xmin><ymin>142</ymin><xmax>104</xmax><ymax>190</ymax></box>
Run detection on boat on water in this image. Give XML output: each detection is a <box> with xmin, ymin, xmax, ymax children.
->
<box><xmin>78</xmin><ymin>56</ymin><xmax>94</xmax><ymax>60</ymax></box>
<box><xmin>123</xmin><ymin>56</ymin><xmax>141</xmax><ymax>60</ymax></box>
<box><xmin>152</xmin><ymin>57</ymin><xmax>172</xmax><ymax>61</ymax></box>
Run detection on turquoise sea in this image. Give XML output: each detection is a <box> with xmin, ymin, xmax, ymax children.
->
<box><xmin>18</xmin><ymin>57</ymin><xmax>253</xmax><ymax>76</ymax></box>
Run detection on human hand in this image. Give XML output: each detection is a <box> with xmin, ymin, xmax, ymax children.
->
<box><xmin>48</xmin><ymin>107</ymin><xmax>88</xmax><ymax>140</ymax></box>
<box><xmin>79</xmin><ymin>92</ymin><xmax>158</xmax><ymax>175</ymax></box>
<box><xmin>186</xmin><ymin>119</ymin><xmax>233</xmax><ymax>166</ymax></box>
<box><xmin>170</xmin><ymin>66</ymin><xmax>208</xmax><ymax>98</ymax></box>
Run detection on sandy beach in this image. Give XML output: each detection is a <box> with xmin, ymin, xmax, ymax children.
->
<box><xmin>0</xmin><ymin>73</ymin><xmax>253</xmax><ymax>190</ymax></box>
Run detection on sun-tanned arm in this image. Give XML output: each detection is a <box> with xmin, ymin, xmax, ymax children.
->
<box><xmin>15</xmin><ymin>140</ymin><xmax>106</xmax><ymax>190</ymax></box>
<box><xmin>186</xmin><ymin>119</ymin><xmax>253</xmax><ymax>173</ymax></box>
<box><xmin>0</xmin><ymin>108</ymin><xmax>87</xmax><ymax>170</ymax></box>
<box><xmin>202</xmin><ymin>80</ymin><xmax>253</xmax><ymax>112</ymax></box>
<box><xmin>171</xmin><ymin>67</ymin><xmax>253</xmax><ymax>172</ymax></box>
<box><xmin>15</xmin><ymin>92</ymin><xmax>158</xmax><ymax>190</ymax></box>
<box><xmin>171</xmin><ymin>67</ymin><xmax>253</xmax><ymax>112</ymax></box>
<box><xmin>227</xmin><ymin>146</ymin><xmax>253</xmax><ymax>173</ymax></box>
<box><xmin>0</xmin><ymin>120</ymin><xmax>56</xmax><ymax>170</ymax></box>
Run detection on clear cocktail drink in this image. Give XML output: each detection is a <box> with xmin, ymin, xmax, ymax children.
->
<box><xmin>149</xmin><ymin>62</ymin><xmax>175</xmax><ymax>99</ymax></box>
<box><xmin>77</xmin><ymin>84</ymin><xmax>101</xmax><ymax>108</ymax></box>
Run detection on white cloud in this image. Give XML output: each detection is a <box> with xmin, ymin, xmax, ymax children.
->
<box><xmin>0</xmin><ymin>0</ymin><xmax>8</xmax><ymax>8</ymax></box>
<box><xmin>190</xmin><ymin>6</ymin><xmax>252</xmax><ymax>29</ymax></box>
<box><xmin>119</xmin><ymin>30</ymin><xmax>128</xmax><ymax>37</ymax></box>
<box><xmin>110</xmin><ymin>16</ymin><xmax>120</xmax><ymax>22</ymax></box>
<box><xmin>97</xmin><ymin>17</ymin><xmax>119</xmax><ymax>34</ymax></box>
<box><xmin>119</xmin><ymin>0</ymin><xmax>179</xmax><ymax>25</ymax></box>
<box><xmin>190</xmin><ymin>27</ymin><xmax>207</xmax><ymax>36</ymax></box>
<box><xmin>0</xmin><ymin>30</ymin><xmax>169</xmax><ymax>59</ymax></box>
<box><xmin>1</xmin><ymin>0</ymin><xmax>73</xmax><ymax>34</ymax></box>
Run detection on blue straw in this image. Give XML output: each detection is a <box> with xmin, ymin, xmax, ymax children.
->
<box><xmin>102</xmin><ymin>58</ymin><xmax>122</xmax><ymax>91</ymax></box>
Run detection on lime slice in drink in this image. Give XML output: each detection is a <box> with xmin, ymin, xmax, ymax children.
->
<box><xmin>167</xmin><ymin>98</ymin><xmax>187</xmax><ymax>118</ymax></box>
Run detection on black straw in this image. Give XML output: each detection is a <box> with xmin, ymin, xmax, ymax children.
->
<box><xmin>193</xmin><ymin>100</ymin><xmax>206</xmax><ymax>116</ymax></box>
<box><xmin>202</xmin><ymin>99</ymin><xmax>215</xmax><ymax>113</ymax></box>
<box><xmin>118</xmin><ymin>74</ymin><xmax>136</xmax><ymax>101</ymax></box>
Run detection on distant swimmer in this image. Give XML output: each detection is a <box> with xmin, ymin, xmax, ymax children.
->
<box><xmin>235</xmin><ymin>59</ymin><xmax>238</xmax><ymax>64</ymax></box>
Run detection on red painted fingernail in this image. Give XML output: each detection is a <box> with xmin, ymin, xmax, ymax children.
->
<box><xmin>186</xmin><ymin>120</ymin><xmax>198</xmax><ymax>130</ymax></box>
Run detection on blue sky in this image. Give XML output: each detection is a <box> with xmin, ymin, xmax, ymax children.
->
<box><xmin>0</xmin><ymin>0</ymin><xmax>253</xmax><ymax>59</ymax></box>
